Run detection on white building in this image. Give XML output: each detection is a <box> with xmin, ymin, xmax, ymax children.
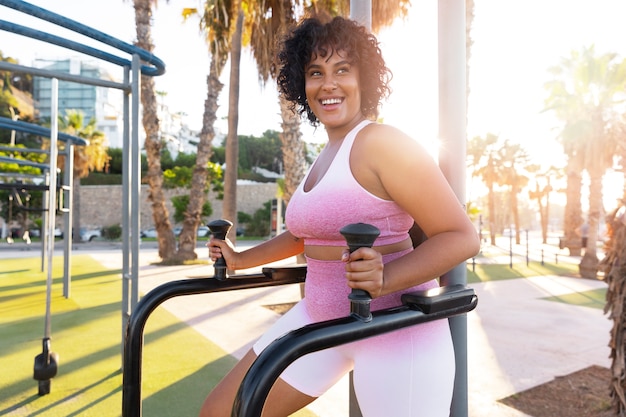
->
<box><xmin>33</xmin><ymin>57</ymin><xmax>205</xmax><ymax>153</ymax></box>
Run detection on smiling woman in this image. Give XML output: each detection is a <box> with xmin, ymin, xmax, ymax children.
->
<box><xmin>200</xmin><ymin>16</ymin><xmax>480</xmax><ymax>417</ymax></box>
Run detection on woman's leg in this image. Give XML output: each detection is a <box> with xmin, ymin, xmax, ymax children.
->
<box><xmin>352</xmin><ymin>321</ymin><xmax>455</xmax><ymax>417</ymax></box>
<box><xmin>199</xmin><ymin>348</ymin><xmax>317</xmax><ymax>417</ymax></box>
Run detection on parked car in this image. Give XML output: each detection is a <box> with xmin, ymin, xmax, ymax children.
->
<box><xmin>80</xmin><ymin>228</ymin><xmax>102</xmax><ymax>242</ymax></box>
<box><xmin>141</xmin><ymin>226</ymin><xmax>213</xmax><ymax>238</ymax></box>
<box><xmin>140</xmin><ymin>227</ymin><xmax>157</xmax><ymax>238</ymax></box>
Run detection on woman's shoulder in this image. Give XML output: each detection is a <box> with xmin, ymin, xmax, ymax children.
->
<box><xmin>358</xmin><ymin>122</ymin><xmax>427</xmax><ymax>155</ymax></box>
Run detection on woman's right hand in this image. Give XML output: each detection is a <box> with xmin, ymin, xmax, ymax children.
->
<box><xmin>207</xmin><ymin>237</ymin><xmax>238</xmax><ymax>270</ymax></box>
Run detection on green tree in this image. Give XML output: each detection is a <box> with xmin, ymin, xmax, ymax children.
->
<box><xmin>528</xmin><ymin>165</ymin><xmax>561</xmax><ymax>244</ymax></box>
<box><xmin>544</xmin><ymin>45</ymin><xmax>626</xmax><ymax>277</ymax></box>
<box><xmin>58</xmin><ymin>110</ymin><xmax>109</xmax><ymax>242</ymax></box>
<box><xmin>467</xmin><ymin>133</ymin><xmax>499</xmax><ymax>245</ymax></box>
<box><xmin>0</xmin><ymin>53</ymin><xmax>35</xmax><ymax>145</ymax></box>
<box><xmin>497</xmin><ymin>140</ymin><xmax>531</xmax><ymax>245</ymax></box>
<box><xmin>174</xmin><ymin>0</ymin><xmax>235</xmax><ymax>259</ymax></box>
<box><xmin>171</xmin><ymin>194</ymin><xmax>212</xmax><ymax>223</ymax></box>
<box><xmin>0</xmin><ymin>146</ymin><xmax>45</xmax><ymax>232</ymax></box>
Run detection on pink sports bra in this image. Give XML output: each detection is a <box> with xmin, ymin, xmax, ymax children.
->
<box><xmin>285</xmin><ymin>120</ymin><xmax>414</xmax><ymax>247</ymax></box>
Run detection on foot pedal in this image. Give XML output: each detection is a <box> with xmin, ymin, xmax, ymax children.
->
<box><xmin>262</xmin><ymin>265</ymin><xmax>307</xmax><ymax>281</ymax></box>
<box><xmin>401</xmin><ymin>284</ymin><xmax>475</xmax><ymax>314</ymax></box>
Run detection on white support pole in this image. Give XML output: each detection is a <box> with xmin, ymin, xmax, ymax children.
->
<box><xmin>438</xmin><ymin>1</ymin><xmax>469</xmax><ymax>416</ymax></box>
<box><xmin>130</xmin><ymin>54</ymin><xmax>141</xmax><ymax>311</ymax></box>
<box><xmin>350</xmin><ymin>0</ymin><xmax>371</xmax><ymax>31</ymax></box>
<box><xmin>45</xmin><ymin>78</ymin><xmax>59</xmax><ymax>340</ymax></box>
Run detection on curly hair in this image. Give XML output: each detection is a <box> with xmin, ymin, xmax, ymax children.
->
<box><xmin>276</xmin><ymin>16</ymin><xmax>392</xmax><ymax>126</ymax></box>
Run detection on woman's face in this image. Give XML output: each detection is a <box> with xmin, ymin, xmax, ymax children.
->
<box><xmin>304</xmin><ymin>48</ymin><xmax>363</xmax><ymax>137</ymax></box>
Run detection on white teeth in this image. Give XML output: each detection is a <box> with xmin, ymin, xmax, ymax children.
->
<box><xmin>321</xmin><ymin>98</ymin><xmax>341</xmax><ymax>105</ymax></box>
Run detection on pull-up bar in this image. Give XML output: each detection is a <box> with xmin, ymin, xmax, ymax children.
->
<box><xmin>0</xmin><ymin>117</ymin><xmax>88</xmax><ymax>146</ymax></box>
<box><xmin>0</xmin><ymin>0</ymin><xmax>165</xmax><ymax>76</ymax></box>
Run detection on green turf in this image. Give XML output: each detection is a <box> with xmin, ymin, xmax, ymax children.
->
<box><xmin>0</xmin><ymin>250</ymin><xmax>599</xmax><ymax>416</ymax></box>
<box><xmin>466</xmin><ymin>260</ymin><xmax>579</xmax><ymax>283</ymax></box>
<box><xmin>542</xmin><ymin>288</ymin><xmax>607</xmax><ymax>310</ymax></box>
<box><xmin>0</xmin><ymin>255</ymin><xmax>317</xmax><ymax>417</ymax></box>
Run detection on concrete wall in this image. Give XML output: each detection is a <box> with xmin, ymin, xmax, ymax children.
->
<box><xmin>78</xmin><ymin>182</ymin><xmax>278</xmax><ymax>229</ymax></box>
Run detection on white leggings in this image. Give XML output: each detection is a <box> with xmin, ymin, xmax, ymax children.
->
<box><xmin>253</xmin><ymin>300</ymin><xmax>456</xmax><ymax>417</ymax></box>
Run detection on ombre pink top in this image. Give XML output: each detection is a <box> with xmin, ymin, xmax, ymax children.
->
<box><xmin>286</xmin><ymin>120</ymin><xmax>414</xmax><ymax>246</ymax></box>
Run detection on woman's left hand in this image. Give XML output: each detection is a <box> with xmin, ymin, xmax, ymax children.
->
<box><xmin>342</xmin><ymin>248</ymin><xmax>385</xmax><ymax>298</ymax></box>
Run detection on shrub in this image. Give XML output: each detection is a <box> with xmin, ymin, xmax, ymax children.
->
<box><xmin>102</xmin><ymin>224</ymin><xmax>122</xmax><ymax>239</ymax></box>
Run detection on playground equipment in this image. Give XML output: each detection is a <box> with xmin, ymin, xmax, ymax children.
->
<box><xmin>122</xmin><ymin>221</ymin><xmax>477</xmax><ymax>416</ymax></box>
<box><xmin>0</xmin><ymin>0</ymin><xmax>165</xmax><ymax>395</ymax></box>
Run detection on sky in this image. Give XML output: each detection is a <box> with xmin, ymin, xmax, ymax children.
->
<box><xmin>2</xmin><ymin>0</ymin><xmax>626</xmax><ymax>169</ymax></box>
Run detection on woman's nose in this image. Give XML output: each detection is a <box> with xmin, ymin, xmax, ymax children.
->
<box><xmin>322</xmin><ymin>77</ymin><xmax>337</xmax><ymax>90</ymax></box>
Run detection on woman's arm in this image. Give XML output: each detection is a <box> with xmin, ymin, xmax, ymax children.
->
<box><xmin>345</xmin><ymin>124</ymin><xmax>481</xmax><ymax>298</ymax></box>
<box><xmin>208</xmin><ymin>230</ymin><xmax>305</xmax><ymax>271</ymax></box>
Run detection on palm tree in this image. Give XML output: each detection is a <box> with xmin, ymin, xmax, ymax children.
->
<box><xmin>58</xmin><ymin>110</ymin><xmax>109</xmax><ymax>242</ymax></box>
<box><xmin>174</xmin><ymin>0</ymin><xmax>235</xmax><ymax>259</ymax></box>
<box><xmin>600</xmin><ymin>203</ymin><xmax>626</xmax><ymax>415</ymax></box>
<box><xmin>528</xmin><ymin>165</ymin><xmax>560</xmax><ymax>244</ymax></box>
<box><xmin>133</xmin><ymin>0</ymin><xmax>178</xmax><ymax>261</ymax></box>
<box><xmin>222</xmin><ymin>8</ymin><xmax>244</xmax><ymax>242</ymax></box>
<box><xmin>467</xmin><ymin>133</ymin><xmax>499</xmax><ymax>245</ymax></box>
<box><xmin>497</xmin><ymin>140</ymin><xmax>530</xmax><ymax>245</ymax></box>
<box><xmin>544</xmin><ymin>45</ymin><xmax>626</xmax><ymax>277</ymax></box>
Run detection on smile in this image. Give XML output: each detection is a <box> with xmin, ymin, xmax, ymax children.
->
<box><xmin>321</xmin><ymin>98</ymin><xmax>342</xmax><ymax>105</ymax></box>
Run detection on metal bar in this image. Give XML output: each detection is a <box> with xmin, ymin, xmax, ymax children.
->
<box><xmin>350</xmin><ymin>0</ymin><xmax>372</xmax><ymax>30</ymax></box>
<box><xmin>347</xmin><ymin>6</ymin><xmax>371</xmax><ymax>414</ymax></box>
<box><xmin>437</xmin><ymin>1</ymin><xmax>469</xmax><ymax>416</ymax></box>
<box><xmin>0</xmin><ymin>145</ymin><xmax>50</xmax><ymax>154</ymax></box>
<box><xmin>0</xmin><ymin>155</ymin><xmax>50</xmax><ymax>169</ymax></box>
<box><xmin>44</xmin><ymin>78</ymin><xmax>58</xmax><ymax>339</ymax></box>
<box><xmin>0</xmin><ymin>0</ymin><xmax>165</xmax><ymax>76</ymax></box>
<box><xmin>233</xmin><ymin>295</ymin><xmax>478</xmax><ymax>417</ymax></box>
<box><xmin>62</xmin><ymin>144</ymin><xmax>73</xmax><ymax>299</ymax></box>
<box><xmin>121</xmin><ymin>273</ymin><xmax>306</xmax><ymax>417</ymax></box>
<box><xmin>121</xmin><ymin>64</ymin><xmax>131</xmax><ymax>362</ymax></box>
<box><xmin>40</xmin><ymin>171</ymin><xmax>48</xmax><ymax>272</ymax></box>
<box><xmin>0</xmin><ymin>116</ymin><xmax>87</xmax><ymax>145</ymax></box>
<box><xmin>130</xmin><ymin>54</ymin><xmax>141</xmax><ymax>312</ymax></box>
<box><xmin>0</xmin><ymin>61</ymin><xmax>129</xmax><ymax>91</ymax></box>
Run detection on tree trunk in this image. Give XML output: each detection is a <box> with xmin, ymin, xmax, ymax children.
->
<box><xmin>278</xmin><ymin>94</ymin><xmax>306</xmax><ymax>203</ymax></box>
<box><xmin>134</xmin><ymin>0</ymin><xmax>177</xmax><ymax>261</ymax></box>
<box><xmin>580</xmin><ymin>167</ymin><xmax>604</xmax><ymax>279</ymax></box>
<box><xmin>563</xmin><ymin>156</ymin><xmax>584</xmax><ymax>256</ymax></box>
<box><xmin>487</xmin><ymin>182</ymin><xmax>496</xmax><ymax>246</ymax></box>
<box><xmin>511</xmin><ymin>182</ymin><xmax>521</xmax><ymax>245</ymax></box>
<box><xmin>223</xmin><ymin>9</ymin><xmax>243</xmax><ymax>243</ymax></box>
<box><xmin>176</xmin><ymin>56</ymin><xmax>224</xmax><ymax>260</ymax></box>
<box><xmin>599</xmin><ymin>203</ymin><xmax>626</xmax><ymax>415</ymax></box>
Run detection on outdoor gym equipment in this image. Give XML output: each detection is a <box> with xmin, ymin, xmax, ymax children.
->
<box><xmin>121</xmin><ymin>221</ymin><xmax>477</xmax><ymax>416</ymax></box>
<box><xmin>339</xmin><ymin>222</ymin><xmax>380</xmax><ymax>322</ymax></box>
<box><xmin>233</xmin><ymin>284</ymin><xmax>477</xmax><ymax>417</ymax></box>
<box><xmin>207</xmin><ymin>219</ymin><xmax>234</xmax><ymax>280</ymax></box>
<box><xmin>0</xmin><ymin>0</ymin><xmax>165</xmax><ymax>396</ymax></box>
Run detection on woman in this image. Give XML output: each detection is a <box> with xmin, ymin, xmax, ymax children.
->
<box><xmin>200</xmin><ymin>16</ymin><xmax>480</xmax><ymax>417</ymax></box>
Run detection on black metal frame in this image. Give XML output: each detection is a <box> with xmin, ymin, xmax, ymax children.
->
<box><xmin>121</xmin><ymin>267</ymin><xmax>476</xmax><ymax>417</ymax></box>
<box><xmin>122</xmin><ymin>267</ymin><xmax>306</xmax><ymax>417</ymax></box>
